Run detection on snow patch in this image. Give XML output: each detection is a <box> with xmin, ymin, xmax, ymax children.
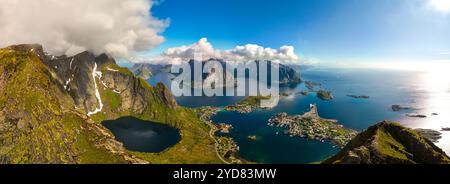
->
<box><xmin>87</xmin><ymin>62</ymin><xmax>104</xmax><ymax>116</ymax></box>
<box><xmin>70</xmin><ymin>58</ymin><xmax>74</xmax><ymax>69</ymax></box>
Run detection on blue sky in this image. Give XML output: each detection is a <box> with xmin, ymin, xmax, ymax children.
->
<box><xmin>148</xmin><ymin>0</ymin><xmax>450</xmax><ymax>66</ymax></box>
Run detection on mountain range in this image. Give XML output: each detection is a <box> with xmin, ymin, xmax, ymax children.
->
<box><xmin>131</xmin><ymin>59</ymin><xmax>302</xmax><ymax>86</ymax></box>
<box><xmin>0</xmin><ymin>44</ymin><xmax>448</xmax><ymax>164</ymax></box>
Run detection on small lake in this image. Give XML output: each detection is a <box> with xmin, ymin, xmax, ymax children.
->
<box><xmin>102</xmin><ymin>116</ymin><xmax>181</xmax><ymax>153</ymax></box>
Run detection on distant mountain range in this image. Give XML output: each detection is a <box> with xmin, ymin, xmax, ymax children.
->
<box><xmin>131</xmin><ymin>59</ymin><xmax>302</xmax><ymax>87</ymax></box>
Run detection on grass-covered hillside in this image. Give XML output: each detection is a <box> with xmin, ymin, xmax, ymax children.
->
<box><xmin>0</xmin><ymin>44</ymin><xmax>222</xmax><ymax>164</ymax></box>
<box><xmin>324</xmin><ymin>121</ymin><xmax>450</xmax><ymax>164</ymax></box>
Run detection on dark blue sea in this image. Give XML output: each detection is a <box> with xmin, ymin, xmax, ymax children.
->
<box><xmin>146</xmin><ymin>67</ymin><xmax>450</xmax><ymax>163</ymax></box>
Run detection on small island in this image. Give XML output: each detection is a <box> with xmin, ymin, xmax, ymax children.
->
<box><xmin>217</xmin><ymin>123</ymin><xmax>233</xmax><ymax>134</ymax></box>
<box><xmin>406</xmin><ymin>114</ymin><xmax>427</xmax><ymax>118</ymax></box>
<box><xmin>305</xmin><ymin>81</ymin><xmax>322</xmax><ymax>91</ymax></box>
<box><xmin>415</xmin><ymin>129</ymin><xmax>442</xmax><ymax>143</ymax></box>
<box><xmin>392</xmin><ymin>105</ymin><xmax>412</xmax><ymax>112</ymax></box>
<box><xmin>316</xmin><ymin>90</ymin><xmax>334</xmax><ymax>101</ymax></box>
<box><xmin>268</xmin><ymin>104</ymin><xmax>358</xmax><ymax>148</ymax></box>
<box><xmin>280</xmin><ymin>92</ymin><xmax>292</xmax><ymax>97</ymax></box>
<box><xmin>225</xmin><ymin>96</ymin><xmax>272</xmax><ymax>113</ymax></box>
<box><xmin>297</xmin><ymin>91</ymin><xmax>310</xmax><ymax>96</ymax></box>
<box><xmin>247</xmin><ymin>135</ymin><xmax>258</xmax><ymax>141</ymax></box>
<box><xmin>442</xmin><ymin>127</ymin><xmax>450</xmax><ymax>131</ymax></box>
<box><xmin>347</xmin><ymin>94</ymin><xmax>370</xmax><ymax>99</ymax></box>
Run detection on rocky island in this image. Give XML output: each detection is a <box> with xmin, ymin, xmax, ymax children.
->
<box><xmin>316</xmin><ymin>90</ymin><xmax>334</xmax><ymax>101</ymax></box>
<box><xmin>305</xmin><ymin>81</ymin><xmax>322</xmax><ymax>91</ymax></box>
<box><xmin>347</xmin><ymin>94</ymin><xmax>370</xmax><ymax>99</ymax></box>
<box><xmin>247</xmin><ymin>135</ymin><xmax>258</xmax><ymax>141</ymax></box>
<box><xmin>406</xmin><ymin>114</ymin><xmax>427</xmax><ymax>118</ymax></box>
<box><xmin>442</xmin><ymin>127</ymin><xmax>450</xmax><ymax>131</ymax></box>
<box><xmin>224</xmin><ymin>96</ymin><xmax>272</xmax><ymax>113</ymax></box>
<box><xmin>298</xmin><ymin>91</ymin><xmax>310</xmax><ymax>96</ymax></box>
<box><xmin>392</xmin><ymin>105</ymin><xmax>412</xmax><ymax>112</ymax></box>
<box><xmin>217</xmin><ymin>123</ymin><xmax>233</xmax><ymax>134</ymax></box>
<box><xmin>415</xmin><ymin>128</ymin><xmax>442</xmax><ymax>143</ymax></box>
<box><xmin>268</xmin><ymin>104</ymin><xmax>358</xmax><ymax>148</ymax></box>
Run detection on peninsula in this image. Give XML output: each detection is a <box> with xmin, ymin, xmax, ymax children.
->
<box><xmin>268</xmin><ymin>104</ymin><xmax>358</xmax><ymax>148</ymax></box>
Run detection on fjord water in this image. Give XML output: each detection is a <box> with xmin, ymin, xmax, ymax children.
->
<box><xmin>148</xmin><ymin>68</ymin><xmax>450</xmax><ymax>163</ymax></box>
<box><xmin>102</xmin><ymin>117</ymin><xmax>180</xmax><ymax>153</ymax></box>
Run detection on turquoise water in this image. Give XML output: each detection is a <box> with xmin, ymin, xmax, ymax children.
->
<box><xmin>148</xmin><ymin>67</ymin><xmax>450</xmax><ymax>163</ymax></box>
<box><xmin>102</xmin><ymin>117</ymin><xmax>181</xmax><ymax>153</ymax></box>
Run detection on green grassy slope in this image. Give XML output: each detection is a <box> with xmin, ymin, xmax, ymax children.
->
<box><xmin>0</xmin><ymin>46</ymin><xmax>222</xmax><ymax>164</ymax></box>
<box><xmin>324</xmin><ymin>121</ymin><xmax>450</xmax><ymax>164</ymax></box>
<box><xmin>0</xmin><ymin>48</ymin><xmax>125</xmax><ymax>163</ymax></box>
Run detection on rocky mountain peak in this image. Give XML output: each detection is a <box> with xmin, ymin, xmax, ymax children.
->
<box><xmin>324</xmin><ymin>121</ymin><xmax>450</xmax><ymax>164</ymax></box>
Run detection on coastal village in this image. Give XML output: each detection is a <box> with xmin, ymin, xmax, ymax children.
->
<box><xmin>268</xmin><ymin>104</ymin><xmax>358</xmax><ymax>148</ymax></box>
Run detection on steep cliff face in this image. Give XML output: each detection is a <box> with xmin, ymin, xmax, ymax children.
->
<box><xmin>278</xmin><ymin>63</ymin><xmax>302</xmax><ymax>84</ymax></box>
<box><xmin>154</xmin><ymin>83</ymin><xmax>178</xmax><ymax>109</ymax></box>
<box><xmin>0</xmin><ymin>45</ymin><xmax>141</xmax><ymax>163</ymax></box>
<box><xmin>324</xmin><ymin>121</ymin><xmax>450</xmax><ymax>164</ymax></box>
<box><xmin>0</xmin><ymin>44</ymin><xmax>220</xmax><ymax>164</ymax></box>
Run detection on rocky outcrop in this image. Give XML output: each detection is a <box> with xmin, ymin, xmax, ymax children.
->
<box><xmin>324</xmin><ymin>121</ymin><xmax>450</xmax><ymax>164</ymax></box>
<box><xmin>154</xmin><ymin>82</ymin><xmax>178</xmax><ymax>109</ymax></box>
<box><xmin>101</xmin><ymin>69</ymin><xmax>149</xmax><ymax>114</ymax></box>
<box><xmin>317</xmin><ymin>90</ymin><xmax>334</xmax><ymax>101</ymax></box>
<box><xmin>278</xmin><ymin>63</ymin><xmax>302</xmax><ymax>84</ymax></box>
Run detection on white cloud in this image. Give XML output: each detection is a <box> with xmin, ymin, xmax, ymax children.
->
<box><xmin>137</xmin><ymin>38</ymin><xmax>301</xmax><ymax>64</ymax></box>
<box><xmin>0</xmin><ymin>0</ymin><xmax>168</xmax><ymax>59</ymax></box>
<box><xmin>224</xmin><ymin>44</ymin><xmax>299</xmax><ymax>63</ymax></box>
<box><xmin>163</xmin><ymin>38</ymin><xmax>221</xmax><ymax>61</ymax></box>
<box><xmin>428</xmin><ymin>0</ymin><xmax>450</xmax><ymax>13</ymax></box>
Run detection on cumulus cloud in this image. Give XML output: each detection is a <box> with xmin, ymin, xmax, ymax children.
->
<box><xmin>162</xmin><ymin>38</ymin><xmax>221</xmax><ymax>63</ymax></box>
<box><xmin>224</xmin><ymin>44</ymin><xmax>299</xmax><ymax>62</ymax></box>
<box><xmin>138</xmin><ymin>38</ymin><xmax>300</xmax><ymax>65</ymax></box>
<box><xmin>0</xmin><ymin>0</ymin><xmax>168</xmax><ymax>59</ymax></box>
